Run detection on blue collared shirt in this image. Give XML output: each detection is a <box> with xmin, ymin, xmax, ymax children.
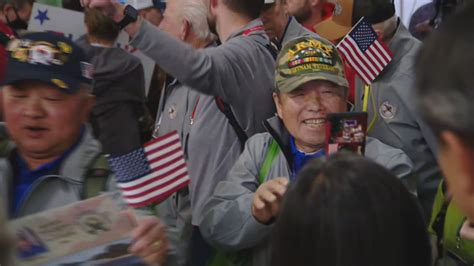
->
<box><xmin>289</xmin><ymin>137</ymin><xmax>325</xmax><ymax>180</ymax></box>
<box><xmin>11</xmin><ymin>128</ymin><xmax>85</xmax><ymax>215</ymax></box>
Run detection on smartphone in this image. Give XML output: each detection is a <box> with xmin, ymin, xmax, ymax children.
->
<box><xmin>325</xmin><ymin>112</ymin><xmax>368</xmax><ymax>156</ymax></box>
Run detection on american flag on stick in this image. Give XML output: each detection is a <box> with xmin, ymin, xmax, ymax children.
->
<box><xmin>108</xmin><ymin>131</ymin><xmax>190</xmax><ymax>208</ymax></box>
<box><xmin>336</xmin><ymin>17</ymin><xmax>393</xmax><ymax>85</ymax></box>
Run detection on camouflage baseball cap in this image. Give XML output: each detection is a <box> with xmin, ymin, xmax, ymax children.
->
<box><xmin>275</xmin><ymin>36</ymin><xmax>348</xmax><ymax>93</ymax></box>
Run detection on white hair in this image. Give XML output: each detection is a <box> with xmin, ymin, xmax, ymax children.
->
<box><xmin>180</xmin><ymin>0</ymin><xmax>216</xmax><ymax>41</ymax></box>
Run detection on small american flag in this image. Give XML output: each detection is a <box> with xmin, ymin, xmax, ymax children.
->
<box><xmin>337</xmin><ymin>17</ymin><xmax>393</xmax><ymax>85</ymax></box>
<box><xmin>108</xmin><ymin>131</ymin><xmax>190</xmax><ymax>208</ymax></box>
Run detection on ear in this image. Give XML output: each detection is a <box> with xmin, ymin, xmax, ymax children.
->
<box><xmin>273</xmin><ymin>92</ymin><xmax>283</xmax><ymax>118</ymax></box>
<box><xmin>180</xmin><ymin>19</ymin><xmax>190</xmax><ymax>41</ymax></box>
<box><xmin>441</xmin><ymin>131</ymin><xmax>474</xmax><ymax>195</ymax></box>
<box><xmin>210</xmin><ymin>0</ymin><xmax>218</xmax><ymax>11</ymax></box>
<box><xmin>309</xmin><ymin>0</ymin><xmax>320</xmax><ymax>8</ymax></box>
<box><xmin>373</xmin><ymin>28</ymin><xmax>384</xmax><ymax>40</ymax></box>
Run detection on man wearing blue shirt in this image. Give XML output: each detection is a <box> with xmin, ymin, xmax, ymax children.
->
<box><xmin>0</xmin><ymin>32</ymin><xmax>168</xmax><ymax>265</ymax></box>
<box><xmin>198</xmin><ymin>36</ymin><xmax>415</xmax><ymax>266</ymax></box>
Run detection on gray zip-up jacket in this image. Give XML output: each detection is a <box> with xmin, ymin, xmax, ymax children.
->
<box><xmin>354</xmin><ymin>21</ymin><xmax>440</xmax><ymax>217</ymax></box>
<box><xmin>0</xmin><ymin>126</ymin><xmax>113</xmax><ymax>218</ymax></box>
<box><xmin>199</xmin><ymin>116</ymin><xmax>415</xmax><ymax>266</ymax></box>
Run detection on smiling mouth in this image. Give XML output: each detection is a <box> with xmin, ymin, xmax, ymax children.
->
<box><xmin>25</xmin><ymin>126</ymin><xmax>48</xmax><ymax>133</ymax></box>
<box><xmin>303</xmin><ymin>118</ymin><xmax>326</xmax><ymax>128</ymax></box>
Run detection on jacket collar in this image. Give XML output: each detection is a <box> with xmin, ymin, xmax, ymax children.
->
<box><xmin>1</xmin><ymin>125</ymin><xmax>101</xmax><ymax>184</ymax></box>
<box><xmin>378</xmin><ymin>19</ymin><xmax>421</xmax><ymax>79</ymax></box>
<box><xmin>227</xmin><ymin>19</ymin><xmax>267</xmax><ymax>41</ymax></box>
<box><xmin>263</xmin><ymin>116</ymin><xmax>294</xmax><ymax>166</ymax></box>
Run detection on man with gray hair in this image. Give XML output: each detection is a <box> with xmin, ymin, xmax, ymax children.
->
<box><xmin>81</xmin><ymin>0</ymin><xmax>276</xmax><ymax>264</ymax></box>
<box><xmin>149</xmin><ymin>0</ymin><xmax>215</xmax><ymax>264</ymax></box>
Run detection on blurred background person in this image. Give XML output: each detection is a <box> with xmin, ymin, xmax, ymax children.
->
<box><xmin>409</xmin><ymin>0</ymin><xmax>464</xmax><ymax>41</ymax></box>
<box><xmin>416</xmin><ymin>2</ymin><xmax>474</xmax><ymax>265</ymax></box>
<box><xmin>284</xmin><ymin>0</ymin><xmax>329</xmax><ymax>32</ymax></box>
<box><xmin>271</xmin><ymin>153</ymin><xmax>431</xmax><ymax>266</ymax></box>
<box><xmin>0</xmin><ymin>0</ymin><xmax>33</xmax><ymax>35</ymax></box>
<box><xmin>260</xmin><ymin>0</ymin><xmax>318</xmax><ymax>49</ymax></box>
<box><xmin>77</xmin><ymin>8</ymin><xmax>146</xmax><ymax>155</ymax></box>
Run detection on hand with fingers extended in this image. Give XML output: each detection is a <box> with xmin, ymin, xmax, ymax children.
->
<box><xmin>251</xmin><ymin>177</ymin><xmax>289</xmax><ymax>224</ymax></box>
<box><xmin>129</xmin><ymin>216</ymin><xmax>168</xmax><ymax>266</ymax></box>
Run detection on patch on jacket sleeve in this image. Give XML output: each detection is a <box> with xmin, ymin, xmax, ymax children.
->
<box><xmin>379</xmin><ymin>101</ymin><xmax>397</xmax><ymax>120</ymax></box>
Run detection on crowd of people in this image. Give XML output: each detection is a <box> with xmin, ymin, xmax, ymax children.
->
<box><xmin>0</xmin><ymin>0</ymin><xmax>472</xmax><ymax>265</ymax></box>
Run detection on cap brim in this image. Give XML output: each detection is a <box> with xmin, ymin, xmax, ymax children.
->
<box><xmin>278</xmin><ymin>73</ymin><xmax>349</xmax><ymax>93</ymax></box>
<box><xmin>315</xmin><ymin>18</ymin><xmax>352</xmax><ymax>42</ymax></box>
<box><xmin>3</xmin><ymin>61</ymin><xmax>81</xmax><ymax>93</ymax></box>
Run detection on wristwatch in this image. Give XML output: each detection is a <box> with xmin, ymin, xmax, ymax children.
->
<box><xmin>117</xmin><ymin>5</ymin><xmax>139</xmax><ymax>30</ymax></box>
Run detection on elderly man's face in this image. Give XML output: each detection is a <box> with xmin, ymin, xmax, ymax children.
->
<box><xmin>274</xmin><ymin>80</ymin><xmax>346</xmax><ymax>152</ymax></box>
<box><xmin>2</xmin><ymin>82</ymin><xmax>94</xmax><ymax>163</ymax></box>
<box><xmin>158</xmin><ymin>0</ymin><xmax>183</xmax><ymax>39</ymax></box>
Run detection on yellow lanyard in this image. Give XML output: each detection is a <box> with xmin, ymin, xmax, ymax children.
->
<box><xmin>362</xmin><ymin>84</ymin><xmax>378</xmax><ymax>133</ymax></box>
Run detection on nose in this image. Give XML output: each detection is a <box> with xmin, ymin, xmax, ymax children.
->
<box><xmin>305</xmin><ymin>90</ymin><xmax>324</xmax><ymax>113</ymax></box>
<box><xmin>23</xmin><ymin>97</ymin><xmax>46</xmax><ymax>119</ymax></box>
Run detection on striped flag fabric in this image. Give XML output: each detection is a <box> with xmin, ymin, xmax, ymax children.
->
<box><xmin>336</xmin><ymin>17</ymin><xmax>393</xmax><ymax>85</ymax></box>
<box><xmin>107</xmin><ymin>131</ymin><xmax>190</xmax><ymax>208</ymax></box>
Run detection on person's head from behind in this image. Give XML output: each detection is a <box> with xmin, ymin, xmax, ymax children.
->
<box><xmin>416</xmin><ymin>2</ymin><xmax>474</xmax><ymax>222</ymax></box>
<box><xmin>0</xmin><ymin>0</ymin><xmax>34</xmax><ymax>31</ymax></box>
<box><xmin>159</xmin><ymin>0</ymin><xmax>215</xmax><ymax>44</ymax></box>
<box><xmin>2</xmin><ymin>32</ymin><xmax>95</xmax><ymax>169</ymax></box>
<box><xmin>84</xmin><ymin>8</ymin><xmax>120</xmax><ymax>44</ymax></box>
<box><xmin>271</xmin><ymin>153</ymin><xmax>431</xmax><ymax>266</ymax></box>
<box><xmin>273</xmin><ymin>36</ymin><xmax>348</xmax><ymax>153</ymax></box>
<box><xmin>315</xmin><ymin>0</ymin><xmax>397</xmax><ymax>43</ymax></box>
<box><xmin>127</xmin><ymin>0</ymin><xmax>165</xmax><ymax>26</ymax></box>
<box><xmin>260</xmin><ymin>0</ymin><xmax>287</xmax><ymax>40</ymax></box>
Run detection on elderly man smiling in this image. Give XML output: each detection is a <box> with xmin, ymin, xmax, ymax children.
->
<box><xmin>199</xmin><ymin>36</ymin><xmax>416</xmax><ymax>266</ymax></box>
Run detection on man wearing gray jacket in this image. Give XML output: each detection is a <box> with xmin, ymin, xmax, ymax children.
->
<box><xmin>81</xmin><ymin>0</ymin><xmax>277</xmax><ymax>264</ymax></box>
<box><xmin>199</xmin><ymin>36</ymin><xmax>416</xmax><ymax>266</ymax></box>
<box><xmin>316</xmin><ymin>0</ymin><xmax>440</xmax><ymax>219</ymax></box>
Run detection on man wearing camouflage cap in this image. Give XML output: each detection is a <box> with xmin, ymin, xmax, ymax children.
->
<box><xmin>199</xmin><ymin>36</ymin><xmax>415</xmax><ymax>266</ymax></box>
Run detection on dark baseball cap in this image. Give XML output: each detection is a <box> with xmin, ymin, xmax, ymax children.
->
<box><xmin>3</xmin><ymin>32</ymin><xmax>93</xmax><ymax>93</ymax></box>
<box><xmin>315</xmin><ymin>0</ymin><xmax>395</xmax><ymax>41</ymax></box>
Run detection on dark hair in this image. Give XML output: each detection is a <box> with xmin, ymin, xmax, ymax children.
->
<box><xmin>415</xmin><ymin>1</ymin><xmax>474</xmax><ymax>149</ymax></box>
<box><xmin>271</xmin><ymin>153</ymin><xmax>431</xmax><ymax>266</ymax></box>
<box><xmin>84</xmin><ymin>8</ymin><xmax>120</xmax><ymax>43</ymax></box>
<box><xmin>223</xmin><ymin>0</ymin><xmax>264</xmax><ymax>20</ymax></box>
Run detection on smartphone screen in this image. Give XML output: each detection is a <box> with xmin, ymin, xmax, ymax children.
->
<box><xmin>325</xmin><ymin>112</ymin><xmax>368</xmax><ymax>156</ymax></box>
